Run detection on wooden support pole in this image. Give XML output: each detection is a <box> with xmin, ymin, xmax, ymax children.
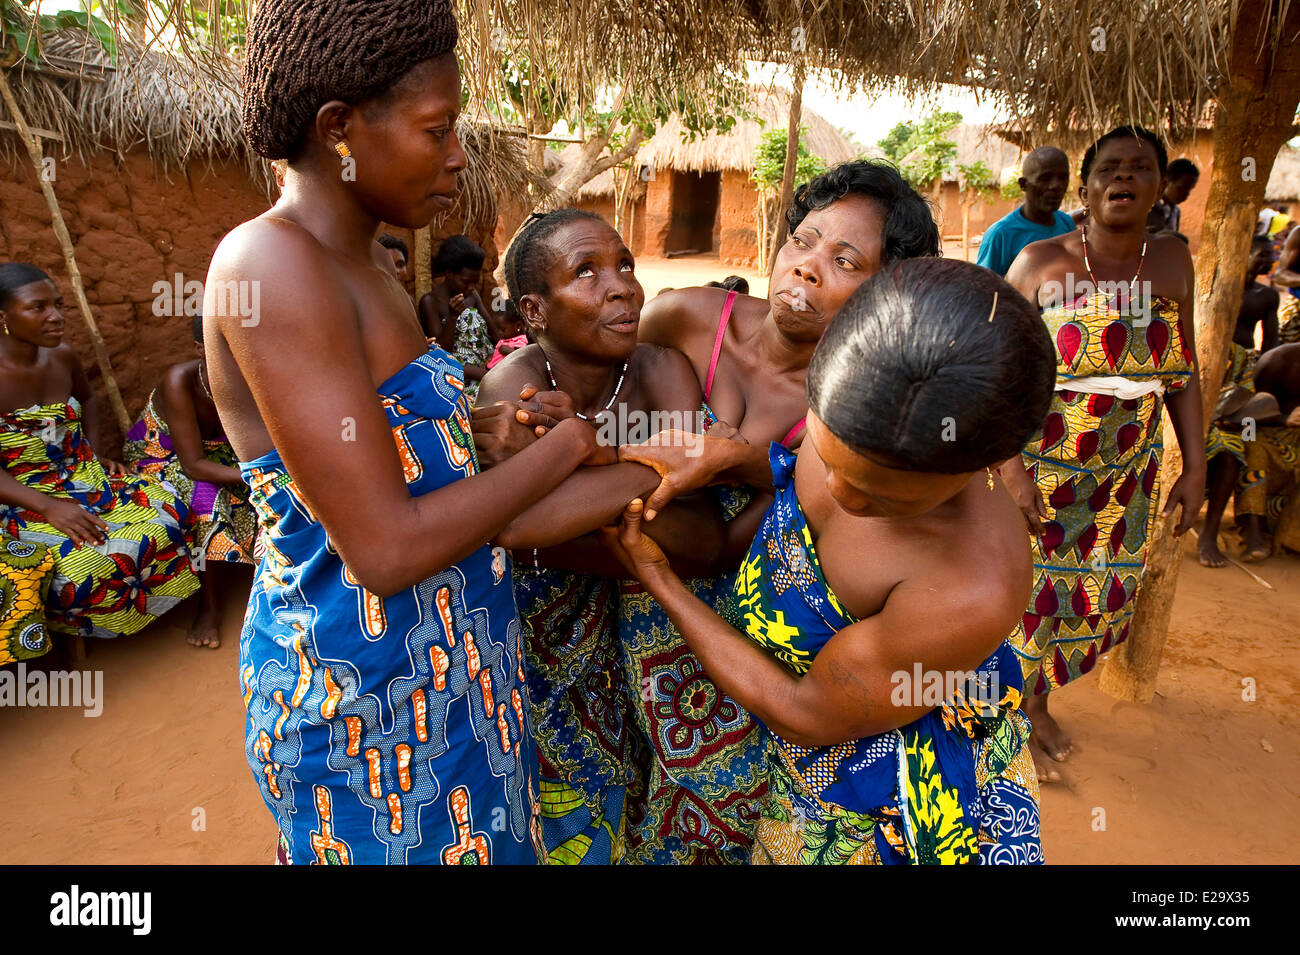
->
<box><xmin>414</xmin><ymin>227</ymin><xmax>433</xmax><ymax>301</ymax></box>
<box><xmin>767</xmin><ymin>59</ymin><xmax>805</xmax><ymax>276</ymax></box>
<box><xmin>1098</xmin><ymin>0</ymin><xmax>1300</xmax><ymax>702</ymax></box>
<box><xmin>0</xmin><ymin>69</ymin><xmax>131</xmax><ymax>434</ymax></box>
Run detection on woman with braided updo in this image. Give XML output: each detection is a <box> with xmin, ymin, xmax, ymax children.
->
<box><xmin>477</xmin><ymin>209</ymin><xmax>764</xmax><ymax>864</ymax></box>
<box><xmin>207</xmin><ymin>0</ymin><xmax>605</xmax><ymax>865</ymax></box>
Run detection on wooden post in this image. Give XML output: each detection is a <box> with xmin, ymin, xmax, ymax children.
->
<box><xmin>1098</xmin><ymin>0</ymin><xmax>1300</xmax><ymax>702</ymax></box>
<box><xmin>414</xmin><ymin>227</ymin><xmax>433</xmax><ymax>301</ymax></box>
<box><xmin>961</xmin><ymin>197</ymin><xmax>971</xmax><ymax>262</ymax></box>
<box><xmin>768</xmin><ymin>60</ymin><xmax>805</xmax><ymax>276</ymax></box>
<box><xmin>0</xmin><ymin>69</ymin><xmax>131</xmax><ymax>433</ymax></box>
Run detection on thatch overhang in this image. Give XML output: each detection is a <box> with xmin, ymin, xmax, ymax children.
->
<box><xmin>461</xmin><ymin>0</ymin><xmax>1238</xmax><ymax>152</ymax></box>
<box><xmin>0</xmin><ymin>26</ymin><xmax>542</xmax><ymax>235</ymax></box>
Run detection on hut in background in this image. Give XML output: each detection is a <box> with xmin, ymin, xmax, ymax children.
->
<box><xmin>0</xmin><ymin>29</ymin><xmax>532</xmax><ymax>449</ymax></box>
<box><xmin>562</xmin><ymin>88</ymin><xmax>863</xmax><ymax>267</ymax></box>
<box><xmin>1265</xmin><ymin>144</ymin><xmax>1300</xmax><ymax>215</ymax></box>
<box><xmin>923</xmin><ymin>124</ymin><xmax>1026</xmax><ymax>258</ymax></box>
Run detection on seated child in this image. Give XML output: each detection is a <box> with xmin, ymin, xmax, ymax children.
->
<box><xmin>125</xmin><ymin>315</ymin><xmax>258</xmax><ymax>648</ymax></box>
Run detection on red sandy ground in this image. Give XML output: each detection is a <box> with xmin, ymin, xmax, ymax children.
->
<box><xmin>2</xmin><ymin>254</ymin><xmax>1295</xmax><ymax>864</ymax></box>
<box><xmin>1</xmin><ymin>527</ymin><xmax>1296</xmax><ymax>865</ymax></box>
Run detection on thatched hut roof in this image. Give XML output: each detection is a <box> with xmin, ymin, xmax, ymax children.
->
<box><xmin>564</xmin><ymin>86</ymin><xmax>866</xmax><ymax>199</ymax></box>
<box><xmin>1</xmin><ymin>28</ymin><xmax>541</xmax><ymax>234</ymax></box>
<box><xmin>911</xmin><ymin>123</ymin><xmax>1025</xmax><ymax>186</ymax></box>
<box><xmin>1266</xmin><ymin>145</ymin><xmax>1300</xmax><ymax>202</ymax></box>
<box><xmin>461</xmin><ymin>0</ymin><xmax>1235</xmax><ymax>152</ymax></box>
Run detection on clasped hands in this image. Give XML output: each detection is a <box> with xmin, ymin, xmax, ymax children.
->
<box><xmin>471</xmin><ymin>383</ymin><xmax>746</xmax><ymax>518</ymax></box>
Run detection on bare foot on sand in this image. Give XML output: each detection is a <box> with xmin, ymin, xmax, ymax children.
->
<box><xmin>188</xmin><ymin>593</ymin><xmax>221</xmax><ymax>649</ymax></box>
<box><xmin>1198</xmin><ymin>534</ymin><xmax>1229</xmax><ymax>568</ymax></box>
<box><xmin>1239</xmin><ymin>515</ymin><xmax>1270</xmax><ymax>563</ymax></box>
<box><xmin>1024</xmin><ymin>693</ymin><xmax>1071</xmax><ymax>783</ymax></box>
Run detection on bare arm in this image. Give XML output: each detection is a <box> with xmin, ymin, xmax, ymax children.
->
<box><xmin>1272</xmin><ymin>230</ymin><xmax>1300</xmax><ymax>288</ymax></box>
<box><xmin>159</xmin><ymin>367</ymin><xmax>243</xmax><ymax>486</ymax></box>
<box><xmin>65</xmin><ymin>348</ymin><xmax>117</xmax><ymax>468</ymax></box>
<box><xmin>606</xmin><ymin>503</ymin><xmax>1017</xmax><ymax>747</ymax></box>
<box><xmin>0</xmin><ymin>466</ymin><xmax>109</xmax><ymax>545</ymax></box>
<box><xmin>416</xmin><ymin>291</ymin><xmax>444</xmax><ymax>341</ymax></box>
<box><xmin>999</xmin><ymin>246</ymin><xmax>1055</xmax><ymax>532</ymax></box>
<box><xmin>1262</xmin><ymin>290</ymin><xmax>1281</xmax><ymax>353</ymax></box>
<box><xmin>1162</xmin><ymin>243</ymin><xmax>1206</xmax><ymax>536</ymax></box>
<box><xmin>210</xmin><ymin>221</ymin><xmax>596</xmax><ymax>598</ymax></box>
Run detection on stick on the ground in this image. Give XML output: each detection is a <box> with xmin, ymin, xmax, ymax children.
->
<box><xmin>1190</xmin><ymin>529</ymin><xmax>1275</xmax><ymax>591</ymax></box>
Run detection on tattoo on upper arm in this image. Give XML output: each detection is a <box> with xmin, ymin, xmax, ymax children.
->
<box><xmin>827</xmin><ymin>658</ymin><xmax>871</xmax><ymax>712</ymax></box>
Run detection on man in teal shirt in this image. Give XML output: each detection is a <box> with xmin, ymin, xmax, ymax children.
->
<box><xmin>976</xmin><ymin>146</ymin><xmax>1075</xmax><ymax>275</ymax></box>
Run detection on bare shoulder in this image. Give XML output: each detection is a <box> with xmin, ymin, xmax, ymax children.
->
<box><xmin>1150</xmin><ymin>232</ymin><xmax>1195</xmax><ymax>289</ymax></box>
<box><xmin>639</xmin><ymin>286</ymin><xmax>729</xmax><ymax>350</ymax></box>
<box><xmin>477</xmin><ymin>343</ymin><xmax>546</xmax><ymax>405</ymax></box>
<box><xmin>632</xmin><ymin>342</ymin><xmax>704</xmax><ymax>412</ymax></box>
<box><xmin>48</xmin><ymin>342</ymin><xmax>82</xmax><ymax>373</ymax></box>
<box><xmin>1007</xmin><ymin>234</ymin><xmax>1077</xmax><ymax>302</ymax></box>
<box><xmin>160</xmin><ymin>359</ymin><xmax>198</xmax><ymax>395</ymax></box>
<box><xmin>207</xmin><ymin>215</ymin><xmax>350</xmax><ymax>335</ymax></box>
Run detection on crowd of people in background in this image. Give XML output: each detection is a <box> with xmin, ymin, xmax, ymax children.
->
<box><xmin>2</xmin><ymin>0</ymin><xmax>1299</xmax><ymax>867</ymax></box>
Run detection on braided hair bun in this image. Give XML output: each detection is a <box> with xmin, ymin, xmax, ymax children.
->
<box><xmin>242</xmin><ymin>0</ymin><xmax>459</xmax><ymax>160</ymax></box>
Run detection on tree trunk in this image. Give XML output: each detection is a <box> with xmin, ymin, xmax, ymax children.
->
<box><xmin>542</xmin><ymin>124</ymin><xmax>645</xmax><ymax>214</ymax></box>
<box><xmin>0</xmin><ymin>69</ymin><xmax>130</xmax><ymax>433</ymax></box>
<box><xmin>1098</xmin><ymin>0</ymin><xmax>1300</xmax><ymax>703</ymax></box>
<box><xmin>767</xmin><ymin>60</ymin><xmax>805</xmax><ymax>275</ymax></box>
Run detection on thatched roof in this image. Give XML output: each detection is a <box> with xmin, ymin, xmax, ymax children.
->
<box><xmin>564</xmin><ymin>86</ymin><xmax>865</xmax><ymax>199</ymax></box>
<box><xmin>0</xmin><ymin>27</ymin><xmax>542</xmax><ymax>234</ymax></box>
<box><xmin>1266</xmin><ymin>145</ymin><xmax>1300</xmax><ymax>201</ymax></box>
<box><xmin>461</xmin><ymin>0</ymin><xmax>1238</xmax><ymax>152</ymax></box>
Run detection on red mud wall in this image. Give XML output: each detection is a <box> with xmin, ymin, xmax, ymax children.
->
<box><xmin>0</xmin><ymin>150</ymin><xmax>270</xmax><ymax>452</ymax></box>
<box><xmin>720</xmin><ymin>171</ymin><xmax>759</xmax><ymax>268</ymax></box>
<box><xmin>1</xmin><ymin>148</ymin><xmax>496</xmax><ymax>452</ymax></box>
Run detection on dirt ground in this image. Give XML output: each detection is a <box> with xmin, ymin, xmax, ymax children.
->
<box><xmin>2</xmin><ymin>254</ymin><xmax>1296</xmax><ymax>865</ymax></box>
<box><xmin>3</xmin><ymin>520</ymin><xmax>1295</xmax><ymax>865</ymax></box>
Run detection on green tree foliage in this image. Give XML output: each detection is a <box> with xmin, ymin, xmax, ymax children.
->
<box><xmin>1</xmin><ymin>0</ymin><xmax>118</xmax><ymax>63</ymax></box>
<box><xmin>752</xmin><ymin>124</ymin><xmax>826</xmax><ymax>191</ymax></box>
<box><xmin>877</xmin><ymin>111</ymin><xmax>964</xmax><ymax>191</ymax></box>
<box><xmin>877</xmin><ymin>121</ymin><xmax>915</xmax><ymax>163</ymax></box>
<box><xmin>957</xmin><ymin>159</ymin><xmax>999</xmax><ymax>201</ymax></box>
<box><xmin>897</xmin><ymin>110</ymin><xmax>962</xmax><ymax>191</ymax></box>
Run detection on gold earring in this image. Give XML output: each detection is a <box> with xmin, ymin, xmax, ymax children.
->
<box><xmin>986</xmin><ymin>467</ymin><xmax>996</xmax><ymax>490</ymax></box>
<box><xmin>334</xmin><ymin>141</ymin><xmax>352</xmax><ymax>160</ymax></box>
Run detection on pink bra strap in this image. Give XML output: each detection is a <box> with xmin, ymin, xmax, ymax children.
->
<box><xmin>704</xmin><ymin>291</ymin><xmax>739</xmax><ymax>401</ymax></box>
<box><xmin>781</xmin><ymin>416</ymin><xmax>807</xmax><ymax>448</ymax></box>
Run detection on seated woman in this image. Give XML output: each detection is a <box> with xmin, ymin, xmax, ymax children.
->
<box><xmin>417</xmin><ymin>234</ymin><xmax>494</xmax><ymax>403</ymax></box>
<box><xmin>605</xmin><ymin>258</ymin><xmax>1056</xmax><ymax>865</ymax></box>
<box><xmin>0</xmin><ymin>263</ymin><xmax>200</xmax><ymax>642</ymax></box>
<box><xmin>478</xmin><ymin>208</ymin><xmax>739</xmax><ymax>863</ymax></box>
<box><xmin>0</xmin><ymin>533</ymin><xmax>55</xmax><ymax>664</ymax></box>
<box><xmin>124</xmin><ymin>315</ymin><xmax>257</xmax><ymax>648</ymax></box>
<box><xmin>615</xmin><ymin>160</ymin><xmax>940</xmax><ymax>861</ymax></box>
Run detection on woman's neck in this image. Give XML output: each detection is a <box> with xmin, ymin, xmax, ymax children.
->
<box><xmin>0</xmin><ymin>335</ymin><xmax>41</xmax><ymax>367</ymax></box>
<box><xmin>540</xmin><ymin>344</ymin><xmax>627</xmax><ymax>417</ymax></box>
<box><xmin>1083</xmin><ymin>219</ymin><xmax>1148</xmax><ymax>260</ymax></box>
<box><xmin>754</xmin><ymin>310</ymin><xmax>818</xmax><ymax>377</ymax></box>
<box><xmin>277</xmin><ymin>165</ymin><xmax>381</xmax><ymax>261</ymax></box>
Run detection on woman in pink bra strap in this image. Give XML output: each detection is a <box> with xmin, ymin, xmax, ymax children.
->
<box><xmin>631</xmin><ymin>159</ymin><xmax>940</xmax><ymax>514</ymax></box>
<box><xmin>705</xmin><ymin>290</ymin><xmax>805</xmax><ymax>447</ymax></box>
